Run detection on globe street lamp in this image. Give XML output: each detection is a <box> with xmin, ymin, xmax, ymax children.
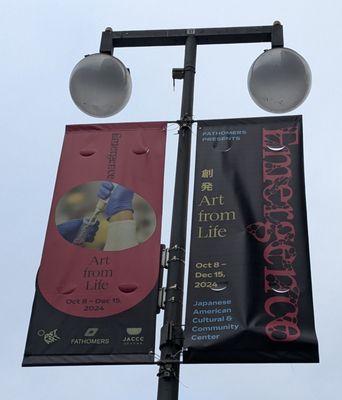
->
<box><xmin>69</xmin><ymin>53</ymin><xmax>132</xmax><ymax>117</ymax></box>
<box><xmin>69</xmin><ymin>22</ymin><xmax>311</xmax><ymax>400</ymax></box>
<box><xmin>248</xmin><ymin>46</ymin><xmax>311</xmax><ymax>113</ymax></box>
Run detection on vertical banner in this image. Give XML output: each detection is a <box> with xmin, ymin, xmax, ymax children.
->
<box><xmin>23</xmin><ymin>122</ymin><xmax>166</xmax><ymax>366</ymax></box>
<box><xmin>184</xmin><ymin>116</ymin><xmax>319</xmax><ymax>363</ymax></box>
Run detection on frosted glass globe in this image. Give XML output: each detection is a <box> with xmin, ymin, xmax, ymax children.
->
<box><xmin>70</xmin><ymin>53</ymin><xmax>132</xmax><ymax>117</ymax></box>
<box><xmin>248</xmin><ymin>47</ymin><xmax>311</xmax><ymax>113</ymax></box>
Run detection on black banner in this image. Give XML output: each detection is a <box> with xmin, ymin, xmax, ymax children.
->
<box><xmin>184</xmin><ymin>116</ymin><xmax>319</xmax><ymax>363</ymax></box>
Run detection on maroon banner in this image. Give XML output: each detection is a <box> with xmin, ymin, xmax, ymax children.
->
<box><xmin>23</xmin><ymin>122</ymin><xmax>166</xmax><ymax>366</ymax></box>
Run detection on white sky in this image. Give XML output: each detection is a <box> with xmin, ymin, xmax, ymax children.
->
<box><xmin>1</xmin><ymin>0</ymin><xmax>342</xmax><ymax>399</ymax></box>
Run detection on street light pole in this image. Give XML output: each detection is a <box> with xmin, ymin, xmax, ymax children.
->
<box><xmin>92</xmin><ymin>22</ymin><xmax>289</xmax><ymax>400</ymax></box>
<box><xmin>157</xmin><ymin>34</ymin><xmax>197</xmax><ymax>400</ymax></box>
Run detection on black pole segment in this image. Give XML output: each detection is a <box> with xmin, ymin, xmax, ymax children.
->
<box><xmin>271</xmin><ymin>21</ymin><xmax>284</xmax><ymax>48</ymax></box>
<box><xmin>157</xmin><ymin>35</ymin><xmax>197</xmax><ymax>400</ymax></box>
<box><xmin>100</xmin><ymin>27</ymin><xmax>114</xmax><ymax>55</ymax></box>
<box><xmin>104</xmin><ymin>25</ymin><xmax>280</xmax><ymax>49</ymax></box>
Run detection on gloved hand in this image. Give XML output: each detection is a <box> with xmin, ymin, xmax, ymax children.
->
<box><xmin>97</xmin><ymin>181</ymin><xmax>134</xmax><ymax>219</ymax></box>
<box><xmin>57</xmin><ymin>219</ymin><xmax>99</xmax><ymax>243</ymax></box>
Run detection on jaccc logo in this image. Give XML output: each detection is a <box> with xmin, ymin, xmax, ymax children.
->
<box><xmin>122</xmin><ymin>328</ymin><xmax>144</xmax><ymax>345</ymax></box>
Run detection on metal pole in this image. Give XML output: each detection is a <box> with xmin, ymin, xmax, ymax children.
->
<box><xmin>98</xmin><ymin>22</ymin><xmax>283</xmax><ymax>400</ymax></box>
<box><xmin>157</xmin><ymin>34</ymin><xmax>197</xmax><ymax>400</ymax></box>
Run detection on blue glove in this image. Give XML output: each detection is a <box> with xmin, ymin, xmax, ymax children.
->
<box><xmin>57</xmin><ymin>219</ymin><xmax>99</xmax><ymax>243</ymax></box>
<box><xmin>97</xmin><ymin>181</ymin><xmax>134</xmax><ymax>219</ymax></box>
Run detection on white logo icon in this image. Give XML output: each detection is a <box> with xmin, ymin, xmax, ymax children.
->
<box><xmin>126</xmin><ymin>328</ymin><xmax>142</xmax><ymax>336</ymax></box>
<box><xmin>84</xmin><ymin>328</ymin><xmax>99</xmax><ymax>337</ymax></box>
<box><xmin>37</xmin><ymin>329</ymin><xmax>61</xmax><ymax>344</ymax></box>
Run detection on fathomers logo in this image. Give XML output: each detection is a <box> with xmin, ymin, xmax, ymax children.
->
<box><xmin>71</xmin><ymin>328</ymin><xmax>110</xmax><ymax>345</ymax></box>
<box><xmin>247</xmin><ymin>126</ymin><xmax>301</xmax><ymax>343</ymax></box>
<box><xmin>122</xmin><ymin>327</ymin><xmax>144</xmax><ymax>345</ymax></box>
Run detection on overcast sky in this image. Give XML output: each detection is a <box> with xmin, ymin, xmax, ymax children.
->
<box><xmin>1</xmin><ymin>0</ymin><xmax>342</xmax><ymax>399</ymax></box>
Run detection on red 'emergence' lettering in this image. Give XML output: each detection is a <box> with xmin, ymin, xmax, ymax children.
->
<box><xmin>247</xmin><ymin>127</ymin><xmax>300</xmax><ymax>342</ymax></box>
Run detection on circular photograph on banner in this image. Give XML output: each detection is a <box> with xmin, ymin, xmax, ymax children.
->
<box><xmin>55</xmin><ymin>181</ymin><xmax>156</xmax><ymax>251</ymax></box>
